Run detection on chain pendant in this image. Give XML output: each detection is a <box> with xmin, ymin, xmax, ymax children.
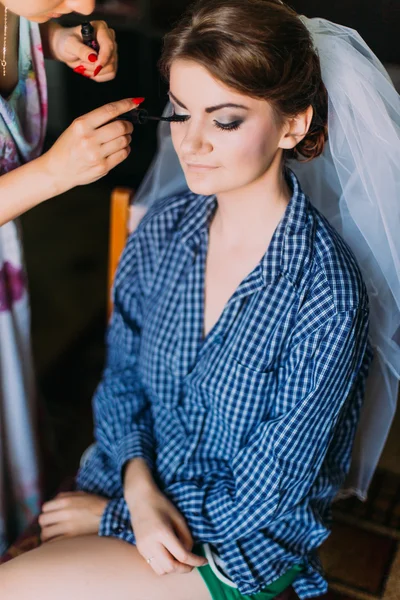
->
<box><xmin>2</xmin><ymin>6</ymin><xmax>8</xmax><ymax>77</ymax></box>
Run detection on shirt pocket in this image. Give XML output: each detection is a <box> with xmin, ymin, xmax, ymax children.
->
<box><xmin>202</xmin><ymin>352</ymin><xmax>278</xmax><ymax>442</ymax></box>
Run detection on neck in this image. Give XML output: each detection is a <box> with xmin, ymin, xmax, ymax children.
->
<box><xmin>213</xmin><ymin>152</ymin><xmax>291</xmax><ymax>249</ymax></box>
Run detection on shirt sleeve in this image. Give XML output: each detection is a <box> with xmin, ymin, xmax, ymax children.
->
<box><xmin>93</xmin><ymin>233</ymin><xmax>155</xmax><ymax>477</ymax></box>
<box><xmin>164</xmin><ymin>308</ymin><xmax>369</xmax><ymax>544</ymax></box>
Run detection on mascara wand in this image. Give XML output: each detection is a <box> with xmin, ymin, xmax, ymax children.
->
<box><xmin>128</xmin><ymin>109</ymin><xmax>182</xmax><ymax>125</ymax></box>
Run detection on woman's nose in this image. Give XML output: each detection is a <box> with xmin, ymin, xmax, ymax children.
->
<box><xmin>181</xmin><ymin>125</ymin><xmax>212</xmax><ymax>156</ymax></box>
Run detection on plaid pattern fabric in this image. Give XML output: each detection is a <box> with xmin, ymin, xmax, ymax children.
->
<box><xmin>77</xmin><ymin>170</ymin><xmax>372</xmax><ymax>599</ymax></box>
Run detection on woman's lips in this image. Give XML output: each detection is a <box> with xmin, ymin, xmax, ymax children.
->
<box><xmin>185</xmin><ymin>163</ymin><xmax>219</xmax><ymax>172</ymax></box>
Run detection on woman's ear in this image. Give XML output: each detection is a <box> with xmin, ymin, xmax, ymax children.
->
<box><xmin>279</xmin><ymin>105</ymin><xmax>313</xmax><ymax>150</ymax></box>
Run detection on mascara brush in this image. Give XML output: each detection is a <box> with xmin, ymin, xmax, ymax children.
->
<box><xmin>117</xmin><ymin>109</ymin><xmax>186</xmax><ymax>125</ymax></box>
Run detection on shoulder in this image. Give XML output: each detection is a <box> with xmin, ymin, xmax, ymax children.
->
<box><xmin>135</xmin><ymin>189</ymin><xmax>200</xmax><ymax>243</ymax></box>
<box><xmin>305</xmin><ymin>204</ymin><xmax>369</xmax><ymax>315</ymax></box>
<box><xmin>116</xmin><ymin>189</ymin><xmax>203</xmax><ymax>283</ymax></box>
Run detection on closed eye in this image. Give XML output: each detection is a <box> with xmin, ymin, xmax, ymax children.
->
<box><xmin>168</xmin><ymin>110</ymin><xmax>243</xmax><ymax>132</ymax></box>
<box><xmin>168</xmin><ymin>112</ymin><xmax>190</xmax><ymax>123</ymax></box>
<box><xmin>214</xmin><ymin>119</ymin><xmax>243</xmax><ymax>131</ymax></box>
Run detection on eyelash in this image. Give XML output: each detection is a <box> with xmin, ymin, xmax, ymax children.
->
<box><xmin>169</xmin><ymin>112</ymin><xmax>243</xmax><ymax>132</ymax></box>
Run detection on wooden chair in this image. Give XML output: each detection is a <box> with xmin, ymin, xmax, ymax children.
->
<box><xmin>107</xmin><ymin>186</ymin><xmax>148</xmax><ymax>318</ymax></box>
<box><xmin>0</xmin><ymin>186</ymin><xmax>144</xmax><ymax>565</ymax></box>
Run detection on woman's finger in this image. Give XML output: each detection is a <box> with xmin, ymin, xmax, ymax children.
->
<box><xmin>40</xmin><ymin>523</ymin><xmax>69</xmax><ymax>542</ymax></box>
<box><xmin>41</xmin><ymin>497</ymin><xmax>70</xmax><ymax>513</ymax></box>
<box><xmin>107</xmin><ymin>146</ymin><xmax>132</xmax><ymax>167</ymax></box>
<box><xmin>64</xmin><ymin>29</ymin><xmax>100</xmax><ymax>64</ymax></box>
<box><xmin>140</xmin><ymin>544</ymin><xmax>192</xmax><ymax>576</ymax></box>
<box><xmin>55</xmin><ymin>491</ymin><xmax>86</xmax><ymax>499</ymax></box>
<box><xmin>94</xmin><ymin>21</ymin><xmax>116</xmax><ymax>68</ymax></box>
<box><xmin>173</xmin><ymin>515</ymin><xmax>193</xmax><ymax>551</ymax></box>
<box><xmin>156</xmin><ymin>544</ymin><xmax>193</xmax><ymax>575</ymax></box>
<box><xmin>41</xmin><ymin>492</ymin><xmax>86</xmax><ymax>513</ymax></box>
<box><xmin>92</xmin><ymin>65</ymin><xmax>117</xmax><ymax>82</ymax></box>
<box><xmin>38</xmin><ymin>509</ymin><xmax>70</xmax><ymax>528</ymax></box>
<box><xmin>79</xmin><ymin>99</ymin><xmax>138</xmax><ymax>131</ymax></box>
<box><xmin>95</xmin><ymin>119</ymin><xmax>133</xmax><ymax>144</ymax></box>
<box><xmin>101</xmin><ymin>135</ymin><xmax>132</xmax><ymax>159</ymax></box>
<box><xmin>163</xmin><ymin>530</ymin><xmax>207</xmax><ymax>567</ymax></box>
<box><xmin>92</xmin><ymin>53</ymin><xmax>118</xmax><ymax>81</ymax></box>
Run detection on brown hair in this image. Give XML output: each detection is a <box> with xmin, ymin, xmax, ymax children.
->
<box><xmin>159</xmin><ymin>0</ymin><xmax>328</xmax><ymax>161</ymax></box>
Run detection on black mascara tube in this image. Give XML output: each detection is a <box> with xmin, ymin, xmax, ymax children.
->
<box><xmin>81</xmin><ymin>22</ymin><xmax>100</xmax><ymax>53</ymax></box>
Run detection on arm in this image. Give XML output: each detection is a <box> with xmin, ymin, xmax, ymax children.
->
<box><xmin>93</xmin><ymin>235</ymin><xmax>155</xmax><ymax>473</ymax></box>
<box><xmin>95</xmin><ymin>236</ymin><xmax>207</xmax><ymax>574</ymax></box>
<box><xmin>0</xmin><ymin>155</ymin><xmax>59</xmax><ymax>224</ymax></box>
<box><xmin>0</xmin><ymin>98</ymin><xmax>136</xmax><ymax>226</ymax></box>
<box><xmin>164</xmin><ymin>308</ymin><xmax>370</xmax><ymax>544</ymax></box>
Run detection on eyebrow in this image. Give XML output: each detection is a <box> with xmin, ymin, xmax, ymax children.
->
<box><xmin>168</xmin><ymin>91</ymin><xmax>249</xmax><ymax>113</ymax></box>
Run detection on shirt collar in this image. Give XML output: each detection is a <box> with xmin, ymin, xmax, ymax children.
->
<box><xmin>179</xmin><ymin>192</ymin><xmax>217</xmax><ymax>248</ymax></box>
<box><xmin>261</xmin><ymin>168</ymin><xmax>311</xmax><ymax>286</ymax></box>
<box><xmin>179</xmin><ymin>169</ymin><xmax>311</xmax><ymax>287</ymax></box>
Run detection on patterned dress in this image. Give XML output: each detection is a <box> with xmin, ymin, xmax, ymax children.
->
<box><xmin>0</xmin><ymin>18</ymin><xmax>47</xmax><ymax>554</ymax></box>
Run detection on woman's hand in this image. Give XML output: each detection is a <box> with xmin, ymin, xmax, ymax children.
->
<box><xmin>41</xmin><ymin>98</ymin><xmax>138</xmax><ymax>195</ymax></box>
<box><xmin>39</xmin><ymin>491</ymin><xmax>108</xmax><ymax>543</ymax></box>
<box><xmin>47</xmin><ymin>21</ymin><xmax>117</xmax><ymax>81</ymax></box>
<box><xmin>127</xmin><ymin>486</ymin><xmax>208</xmax><ymax>576</ymax></box>
<box><xmin>123</xmin><ymin>458</ymin><xmax>207</xmax><ymax>576</ymax></box>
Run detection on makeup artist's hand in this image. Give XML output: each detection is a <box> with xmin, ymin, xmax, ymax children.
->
<box><xmin>42</xmin><ymin>98</ymin><xmax>137</xmax><ymax>195</ymax></box>
<box><xmin>47</xmin><ymin>21</ymin><xmax>118</xmax><ymax>81</ymax></box>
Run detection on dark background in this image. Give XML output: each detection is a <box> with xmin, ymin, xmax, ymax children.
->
<box><xmin>19</xmin><ymin>0</ymin><xmax>400</xmax><ymax>486</ymax></box>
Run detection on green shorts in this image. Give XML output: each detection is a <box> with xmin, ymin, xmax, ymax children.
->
<box><xmin>194</xmin><ymin>545</ymin><xmax>302</xmax><ymax>600</ymax></box>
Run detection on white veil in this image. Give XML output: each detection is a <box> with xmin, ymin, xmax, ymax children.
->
<box><xmin>134</xmin><ymin>17</ymin><xmax>400</xmax><ymax>499</ymax></box>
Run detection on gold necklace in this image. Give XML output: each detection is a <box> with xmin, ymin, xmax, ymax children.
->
<box><xmin>1</xmin><ymin>5</ymin><xmax>8</xmax><ymax>77</ymax></box>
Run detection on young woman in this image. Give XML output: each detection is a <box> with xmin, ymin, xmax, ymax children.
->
<box><xmin>0</xmin><ymin>0</ymin><xmax>140</xmax><ymax>556</ymax></box>
<box><xmin>2</xmin><ymin>0</ymin><xmax>394</xmax><ymax>598</ymax></box>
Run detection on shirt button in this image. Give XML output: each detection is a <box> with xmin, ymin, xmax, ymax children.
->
<box><xmin>214</xmin><ymin>335</ymin><xmax>223</xmax><ymax>345</ymax></box>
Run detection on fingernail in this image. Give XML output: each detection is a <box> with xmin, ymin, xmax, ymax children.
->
<box><xmin>94</xmin><ymin>65</ymin><xmax>103</xmax><ymax>77</ymax></box>
<box><xmin>132</xmin><ymin>97</ymin><xmax>145</xmax><ymax>105</ymax></box>
<box><xmin>88</xmin><ymin>53</ymin><xmax>97</xmax><ymax>63</ymax></box>
<box><xmin>74</xmin><ymin>65</ymin><xmax>86</xmax><ymax>75</ymax></box>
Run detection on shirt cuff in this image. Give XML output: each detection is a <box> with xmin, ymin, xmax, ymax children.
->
<box><xmin>99</xmin><ymin>497</ymin><xmax>136</xmax><ymax>545</ymax></box>
<box><xmin>114</xmin><ymin>429</ymin><xmax>155</xmax><ymax>478</ymax></box>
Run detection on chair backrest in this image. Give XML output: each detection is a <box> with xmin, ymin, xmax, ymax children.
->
<box><xmin>108</xmin><ymin>187</ymin><xmax>147</xmax><ymax>319</ymax></box>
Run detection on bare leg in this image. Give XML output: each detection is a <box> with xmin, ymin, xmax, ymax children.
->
<box><xmin>0</xmin><ymin>535</ymin><xmax>212</xmax><ymax>600</ymax></box>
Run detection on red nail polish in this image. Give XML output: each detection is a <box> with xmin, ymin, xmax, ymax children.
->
<box><xmin>94</xmin><ymin>65</ymin><xmax>103</xmax><ymax>77</ymax></box>
<box><xmin>88</xmin><ymin>53</ymin><xmax>97</xmax><ymax>63</ymax></box>
<box><xmin>132</xmin><ymin>97</ymin><xmax>145</xmax><ymax>105</ymax></box>
<box><xmin>73</xmin><ymin>65</ymin><xmax>86</xmax><ymax>75</ymax></box>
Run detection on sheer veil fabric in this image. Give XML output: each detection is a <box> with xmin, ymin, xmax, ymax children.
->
<box><xmin>135</xmin><ymin>17</ymin><xmax>400</xmax><ymax>500</ymax></box>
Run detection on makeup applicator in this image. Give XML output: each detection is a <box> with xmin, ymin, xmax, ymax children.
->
<box><xmin>118</xmin><ymin>109</ymin><xmax>187</xmax><ymax>125</ymax></box>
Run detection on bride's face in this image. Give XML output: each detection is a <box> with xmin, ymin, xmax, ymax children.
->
<box><xmin>169</xmin><ymin>59</ymin><xmax>286</xmax><ymax>197</ymax></box>
<box><xmin>3</xmin><ymin>0</ymin><xmax>95</xmax><ymax>22</ymax></box>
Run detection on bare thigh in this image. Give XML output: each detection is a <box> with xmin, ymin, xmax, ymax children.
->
<box><xmin>0</xmin><ymin>536</ymin><xmax>212</xmax><ymax>600</ymax></box>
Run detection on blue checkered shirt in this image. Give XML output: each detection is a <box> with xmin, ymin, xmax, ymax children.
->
<box><xmin>77</xmin><ymin>170</ymin><xmax>372</xmax><ymax>599</ymax></box>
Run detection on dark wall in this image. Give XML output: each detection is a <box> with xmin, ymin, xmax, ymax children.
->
<box><xmin>289</xmin><ymin>0</ymin><xmax>400</xmax><ymax>64</ymax></box>
<box><xmin>150</xmin><ymin>0</ymin><xmax>399</xmax><ymax>64</ymax></box>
